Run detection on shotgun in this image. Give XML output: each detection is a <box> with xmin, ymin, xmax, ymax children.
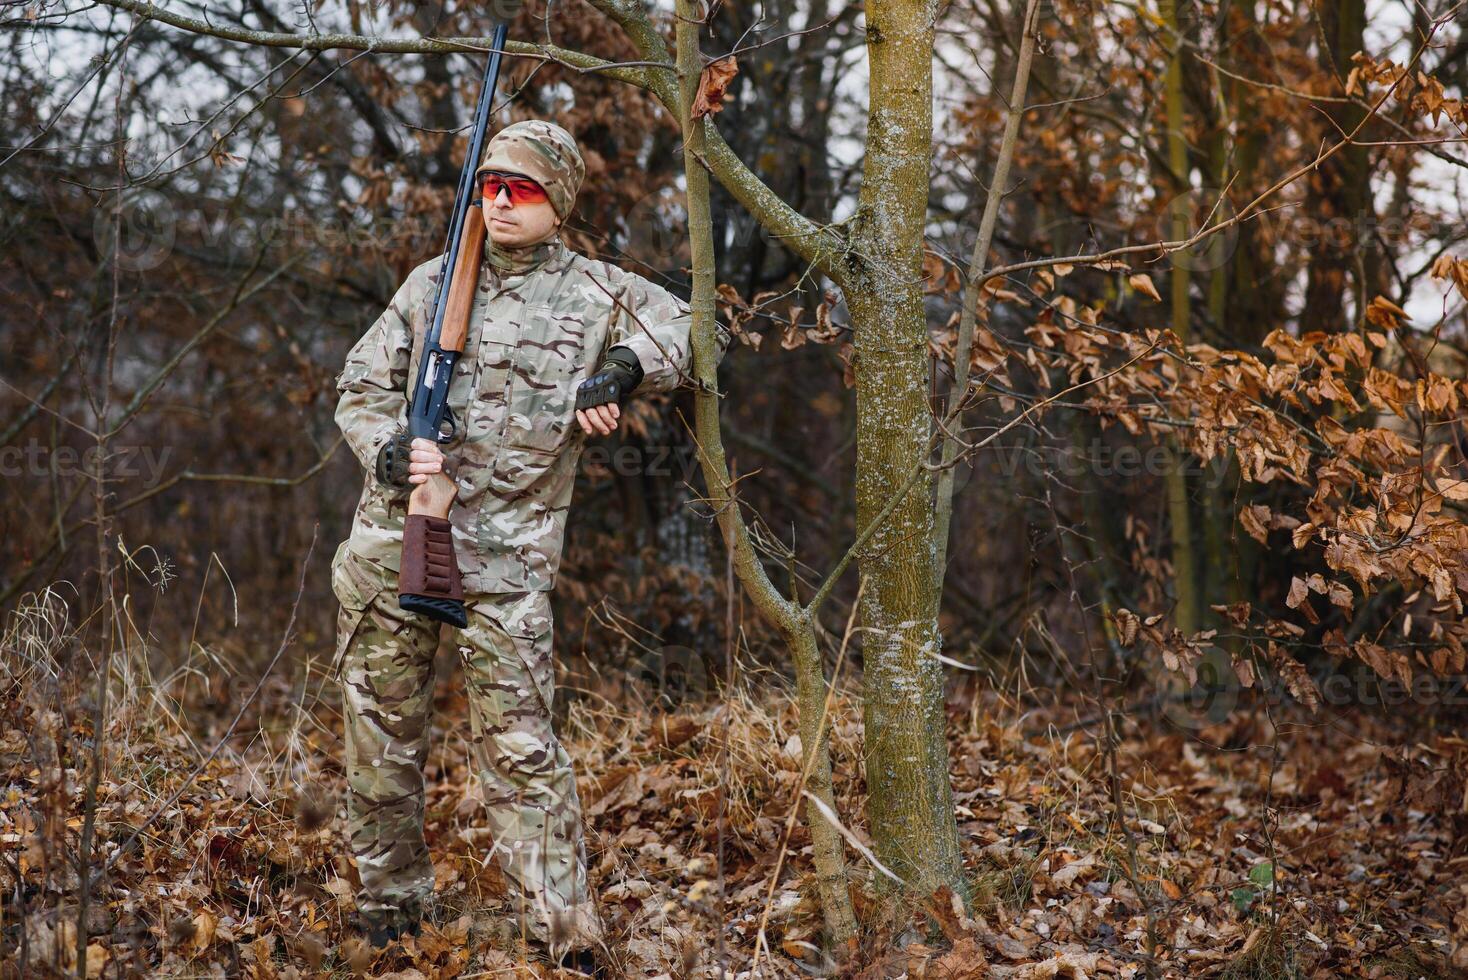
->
<box><xmin>397</xmin><ymin>22</ymin><xmax>511</xmax><ymax>628</ymax></box>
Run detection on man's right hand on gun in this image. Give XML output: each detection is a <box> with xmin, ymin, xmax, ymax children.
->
<box><xmin>377</xmin><ymin>434</ymin><xmax>447</xmax><ymax>490</ymax></box>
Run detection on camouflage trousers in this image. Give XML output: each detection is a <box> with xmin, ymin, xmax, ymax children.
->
<box><xmin>330</xmin><ymin>542</ymin><xmax>603</xmax><ymax>955</ymax></box>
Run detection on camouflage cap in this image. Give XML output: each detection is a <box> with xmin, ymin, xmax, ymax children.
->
<box><xmin>475</xmin><ymin>120</ymin><xmax>585</xmax><ymax>220</ymax></box>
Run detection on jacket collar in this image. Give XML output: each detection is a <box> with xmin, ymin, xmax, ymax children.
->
<box><xmin>484</xmin><ymin>234</ymin><xmax>568</xmax><ymax>277</ymax></box>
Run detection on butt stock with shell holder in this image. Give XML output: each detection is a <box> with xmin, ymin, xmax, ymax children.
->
<box><xmin>398</xmin><ymin>16</ymin><xmax>516</xmax><ymax>629</ymax></box>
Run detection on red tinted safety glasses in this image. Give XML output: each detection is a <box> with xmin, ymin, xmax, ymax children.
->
<box><xmin>480</xmin><ymin>172</ymin><xmax>549</xmax><ymax>206</ymax></box>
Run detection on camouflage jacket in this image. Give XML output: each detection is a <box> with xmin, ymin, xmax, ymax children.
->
<box><xmin>334</xmin><ymin>236</ymin><xmax>728</xmax><ymax>593</ymax></box>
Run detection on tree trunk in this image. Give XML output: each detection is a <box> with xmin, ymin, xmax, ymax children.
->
<box><xmin>674</xmin><ymin>0</ymin><xmax>858</xmax><ymax>949</ymax></box>
<box><xmin>1161</xmin><ymin>0</ymin><xmax>1200</xmax><ymax>634</ymax></box>
<box><xmin>846</xmin><ymin>0</ymin><xmax>964</xmax><ymax>900</ymax></box>
<box><xmin>1302</xmin><ymin>0</ymin><xmax>1371</xmax><ymax>334</ymax></box>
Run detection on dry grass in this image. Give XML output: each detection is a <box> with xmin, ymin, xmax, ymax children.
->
<box><xmin>1218</xmin><ymin>923</ymin><xmax>1301</xmax><ymax>980</ymax></box>
<box><xmin>4</xmin><ymin>574</ymin><xmax>1467</xmax><ymax>976</ymax></box>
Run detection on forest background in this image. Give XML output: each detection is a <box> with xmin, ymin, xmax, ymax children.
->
<box><xmin>3</xmin><ymin>0</ymin><xmax>1468</xmax><ymax>976</ymax></box>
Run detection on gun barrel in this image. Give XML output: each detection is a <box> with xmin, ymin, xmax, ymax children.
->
<box><xmin>408</xmin><ymin>22</ymin><xmax>509</xmax><ymax>429</ymax></box>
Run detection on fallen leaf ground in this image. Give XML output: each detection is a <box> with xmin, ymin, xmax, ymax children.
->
<box><xmin>3</xmin><ymin>640</ymin><xmax>1467</xmax><ymax>978</ymax></box>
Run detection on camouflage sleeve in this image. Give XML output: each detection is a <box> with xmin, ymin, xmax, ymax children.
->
<box><xmin>334</xmin><ymin>270</ymin><xmax>422</xmax><ymax>470</ymax></box>
<box><xmin>608</xmin><ymin>272</ymin><xmax>732</xmax><ymax>395</ymax></box>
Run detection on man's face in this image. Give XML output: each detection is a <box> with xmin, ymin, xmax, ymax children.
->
<box><xmin>481</xmin><ymin>171</ymin><xmax>561</xmax><ymax>247</ymax></box>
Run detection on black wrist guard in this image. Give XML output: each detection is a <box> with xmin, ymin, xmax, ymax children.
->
<box><xmin>576</xmin><ymin>346</ymin><xmax>644</xmax><ymax>411</ymax></box>
<box><xmin>375</xmin><ymin>432</ymin><xmax>414</xmax><ymax>489</ymax></box>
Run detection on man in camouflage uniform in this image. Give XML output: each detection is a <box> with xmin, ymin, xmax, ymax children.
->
<box><xmin>331</xmin><ymin>119</ymin><xmax>728</xmax><ymax>965</ymax></box>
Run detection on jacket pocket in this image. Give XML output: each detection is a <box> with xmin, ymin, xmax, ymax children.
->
<box><xmin>506</xmin><ymin>306</ymin><xmax>585</xmax><ymax>445</ymax></box>
<box><xmin>346</xmin><ymin>480</ymin><xmax>408</xmax><ymax>573</ymax></box>
<box><xmin>474</xmin><ymin>589</ymin><xmax>553</xmax><ymax>640</ymax></box>
<box><xmin>493</xmin><ymin>307</ymin><xmax>584</xmax><ymax>487</ymax></box>
<box><xmin>330</xmin><ymin>543</ymin><xmax>387</xmax><ymax>677</ymax></box>
<box><xmin>469</xmin><ymin>590</ymin><xmax>556</xmax><ymax>708</ymax></box>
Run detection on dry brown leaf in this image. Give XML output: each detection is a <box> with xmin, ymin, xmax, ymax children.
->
<box><xmin>1239</xmin><ymin>504</ymin><xmax>1272</xmax><ymax>545</ymax></box>
<box><xmin>1128</xmin><ymin>273</ymin><xmax>1162</xmax><ymax>302</ymax></box>
<box><xmin>691</xmin><ymin>57</ymin><xmax>739</xmax><ymax>118</ymax></box>
<box><xmin>648</xmin><ymin>714</ymin><xmax>701</xmax><ymax>750</ymax></box>
<box><xmin>86</xmin><ymin>943</ymin><xmax>110</xmax><ymax>979</ymax></box>
<box><xmin>192</xmin><ymin>910</ymin><xmax>218</xmax><ymax>952</ymax></box>
<box><xmin>931</xmin><ymin>937</ymin><xmax>989</xmax><ymax>979</ymax></box>
<box><xmin>1112</xmin><ymin>608</ymin><xmax>1140</xmax><ymax>647</ymax></box>
<box><xmin>1286</xmin><ymin>576</ymin><xmax>1310</xmax><ymax>610</ymax></box>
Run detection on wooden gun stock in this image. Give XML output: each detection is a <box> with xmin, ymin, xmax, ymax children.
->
<box><xmin>408</xmin><ymin>205</ymin><xmax>485</xmax><ymax>523</ymax></box>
